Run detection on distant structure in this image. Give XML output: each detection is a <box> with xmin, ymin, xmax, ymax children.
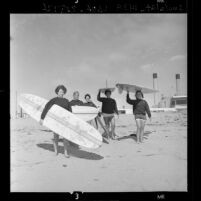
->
<box><xmin>175</xmin><ymin>74</ymin><xmax>181</xmax><ymax>96</ymax></box>
<box><xmin>12</xmin><ymin>91</ymin><xmax>28</xmax><ymax>119</ymax></box>
<box><xmin>153</xmin><ymin>73</ymin><xmax>159</xmax><ymax>107</ymax></box>
<box><xmin>158</xmin><ymin>73</ymin><xmax>187</xmax><ymax>109</ymax></box>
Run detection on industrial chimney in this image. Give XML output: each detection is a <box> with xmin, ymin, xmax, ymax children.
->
<box><xmin>153</xmin><ymin>73</ymin><xmax>158</xmax><ymax>106</ymax></box>
<box><xmin>176</xmin><ymin>74</ymin><xmax>181</xmax><ymax>96</ymax></box>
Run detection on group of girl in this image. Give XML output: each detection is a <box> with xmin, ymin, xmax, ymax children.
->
<box><xmin>39</xmin><ymin>85</ymin><xmax>151</xmax><ymax>158</ymax></box>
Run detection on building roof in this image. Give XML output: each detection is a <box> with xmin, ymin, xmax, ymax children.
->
<box><xmin>172</xmin><ymin>95</ymin><xmax>187</xmax><ymax>99</ymax></box>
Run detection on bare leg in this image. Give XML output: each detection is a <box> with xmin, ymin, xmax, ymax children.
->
<box><xmin>111</xmin><ymin>117</ymin><xmax>116</xmax><ymax>139</ymax></box>
<box><xmin>103</xmin><ymin>117</ymin><xmax>110</xmax><ymax>139</ymax></box>
<box><xmin>135</xmin><ymin>119</ymin><xmax>141</xmax><ymax>144</ymax></box>
<box><xmin>63</xmin><ymin>139</ymin><xmax>70</xmax><ymax>158</ymax></box>
<box><xmin>96</xmin><ymin>116</ymin><xmax>109</xmax><ymax>142</ymax></box>
<box><xmin>94</xmin><ymin>118</ymin><xmax>98</xmax><ymax>129</ymax></box>
<box><xmin>52</xmin><ymin>133</ymin><xmax>59</xmax><ymax>155</ymax></box>
<box><xmin>140</xmin><ymin>120</ymin><xmax>146</xmax><ymax>143</ymax></box>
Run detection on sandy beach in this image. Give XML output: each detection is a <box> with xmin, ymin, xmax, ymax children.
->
<box><xmin>10</xmin><ymin>110</ymin><xmax>187</xmax><ymax>192</ymax></box>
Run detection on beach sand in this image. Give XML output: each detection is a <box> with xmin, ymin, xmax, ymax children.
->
<box><xmin>10</xmin><ymin>110</ymin><xmax>187</xmax><ymax>192</ymax></box>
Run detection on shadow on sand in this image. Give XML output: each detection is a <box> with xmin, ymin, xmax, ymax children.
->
<box><xmin>40</xmin><ymin>129</ymin><xmax>52</xmax><ymax>132</ymax></box>
<box><xmin>37</xmin><ymin>143</ymin><xmax>104</xmax><ymax>160</ymax></box>
<box><xmin>117</xmin><ymin>131</ymin><xmax>151</xmax><ymax>142</ymax></box>
<box><xmin>117</xmin><ymin>135</ymin><xmax>137</xmax><ymax>142</ymax></box>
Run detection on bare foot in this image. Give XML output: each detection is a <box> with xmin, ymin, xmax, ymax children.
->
<box><xmin>64</xmin><ymin>151</ymin><xmax>70</xmax><ymax>158</ymax></box>
<box><xmin>111</xmin><ymin>135</ymin><xmax>115</xmax><ymax>140</ymax></box>
<box><xmin>64</xmin><ymin>153</ymin><xmax>70</xmax><ymax>158</ymax></box>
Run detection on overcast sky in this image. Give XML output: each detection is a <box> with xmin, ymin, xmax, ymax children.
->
<box><xmin>10</xmin><ymin>14</ymin><xmax>187</xmax><ymax>115</ymax></box>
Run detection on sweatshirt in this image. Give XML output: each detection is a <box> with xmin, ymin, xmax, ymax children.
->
<box><xmin>41</xmin><ymin>97</ymin><xmax>72</xmax><ymax>120</ymax></box>
<box><xmin>97</xmin><ymin>91</ymin><xmax>119</xmax><ymax>115</ymax></box>
<box><xmin>126</xmin><ymin>93</ymin><xmax>151</xmax><ymax>118</ymax></box>
<box><xmin>69</xmin><ymin>99</ymin><xmax>84</xmax><ymax>106</ymax></box>
<box><xmin>83</xmin><ymin>102</ymin><xmax>97</xmax><ymax>108</ymax></box>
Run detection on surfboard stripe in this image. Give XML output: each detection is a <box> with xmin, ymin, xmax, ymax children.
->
<box><xmin>20</xmin><ymin>96</ymin><xmax>102</xmax><ymax>146</ymax></box>
<box><xmin>48</xmin><ymin>109</ymin><xmax>102</xmax><ymax>146</ymax></box>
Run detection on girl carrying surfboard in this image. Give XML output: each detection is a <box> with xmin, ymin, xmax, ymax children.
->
<box><xmin>70</xmin><ymin>91</ymin><xmax>84</xmax><ymax>106</ymax></box>
<box><xmin>83</xmin><ymin>93</ymin><xmax>98</xmax><ymax>129</ymax></box>
<box><xmin>39</xmin><ymin>85</ymin><xmax>72</xmax><ymax>158</ymax></box>
<box><xmin>126</xmin><ymin>90</ymin><xmax>152</xmax><ymax>144</ymax></box>
<box><xmin>83</xmin><ymin>94</ymin><xmax>97</xmax><ymax>108</ymax></box>
<box><xmin>97</xmin><ymin>89</ymin><xmax>119</xmax><ymax>140</ymax></box>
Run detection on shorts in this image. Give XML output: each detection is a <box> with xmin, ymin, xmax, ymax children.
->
<box><xmin>102</xmin><ymin>113</ymin><xmax>115</xmax><ymax>118</ymax></box>
<box><xmin>102</xmin><ymin>113</ymin><xmax>115</xmax><ymax>124</ymax></box>
<box><xmin>135</xmin><ymin>114</ymin><xmax>146</xmax><ymax>120</ymax></box>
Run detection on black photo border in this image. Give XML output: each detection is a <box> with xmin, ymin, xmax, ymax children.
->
<box><xmin>3</xmin><ymin>0</ymin><xmax>198</xmax><ymax>200</ymax></box>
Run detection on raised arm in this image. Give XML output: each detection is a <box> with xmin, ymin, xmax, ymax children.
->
<box><xmin>97</xmin><ymin>90</ymin><xmax>104</xmax><ymax>102</ymax></box>
<box><xmin>126</xmin><ymin>93</ymin><xmax>135</xmax><ymax>105</ymax></box>
<box><xmin>41</xmin><ymin>98</ymin><xmax>56</xmax><ymax>120</ymax></box>
<box><xmin>145</xmin><ymin>101</ymin><xmax>151</xmax><ymax>118</ymax></box>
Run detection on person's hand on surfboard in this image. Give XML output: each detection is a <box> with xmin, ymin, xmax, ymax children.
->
<box><xmin>39</xmin><ymin>119</ymin><xmax>43</xmax><ymax>125</ymax></box>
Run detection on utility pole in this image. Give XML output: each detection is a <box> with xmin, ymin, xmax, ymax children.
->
<box><xmin>153</xmin><ymin>73</ymin><xmax>159</xmax><ymax>106</ymax></box>
<box><xmin>15</xmin><ymin>91</ymin><xmax>18</xmax><ymax>118</ymax></box>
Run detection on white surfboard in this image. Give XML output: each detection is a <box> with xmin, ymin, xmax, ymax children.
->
<box><xmin>19</xmin><ymin>94</ymin><xmax>102</xmax><ymax>149</ymax></box>
<box><xmin>72</xmin><ymin>105</ymin><xmax>99</xmax><ymax>121</ymax></box>
<box><xmin>116</xmin><ymin>83</ymin><xmax>159</xmax><ymax>94</ymax></box>
<box><xmin>18</xmin><ymin>94</ymin><xmax>98</xmax><ymax>121</ymax></box>
<box><xmin>99</xmin><ymin>87</ymin><xmax>115</xmax><ymax>93</ymax></box>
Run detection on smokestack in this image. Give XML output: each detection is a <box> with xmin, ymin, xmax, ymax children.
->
<box><xmin>15</xmin><ymin>91</ymin><xmax>18</xmax><ymax>118</ymax></box>
<box><xmin>153</xmin><ymin>73</ymin><xmax>158</xmax><ymax>106</ymax></box>
<box><xmin>176</xmin><ymin>74</ymin><xmax>181</xmax><ymax>96</ymax></box>
<box><xmin>20</xmin><ymin>108</ymin><xmax>23</xmax><ymax>118</ymax></box>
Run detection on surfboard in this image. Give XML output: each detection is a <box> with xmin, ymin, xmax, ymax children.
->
<box><xmin>18</xmin><ymin>94</ymin><xmax>98</xmax><ymax>121</ymax></box>
<box><xmin>72</xmin><ymin>105</ymin><xmax>99</xmax><ymax>121</ymax></box>
<box><xmin>99</xmin><ymin>87</ymin><xmax>115</xmax><ymax>93</ymax></box>
<box><xmin>19</xmin><ymin>94</ymin><xmax>102</xmax><ymax>149</ymax></box>
<box><xmin>116</xmin><ymin>83</ymin><xmax>159</xmax><ymax>94</ymax></box>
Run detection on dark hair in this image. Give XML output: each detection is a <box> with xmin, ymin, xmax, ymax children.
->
<box><xmin>85</xmin><ymin>94</ymin><xmax>91</xmax><ymax>99</ymax></box>
<box><xmin>135</xmin><ymin>90</ymin><xmax>144</xmax><ymax>98</ymax></box>
<box><xmin>55</xmin><ymin>85</ymin><xmax>67</xmax><ymax>94</ymax></box>
<box><xmin>105</xmin><ymin>89</ymin><xmax>111</xmax><ymax>95</ymax></box>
